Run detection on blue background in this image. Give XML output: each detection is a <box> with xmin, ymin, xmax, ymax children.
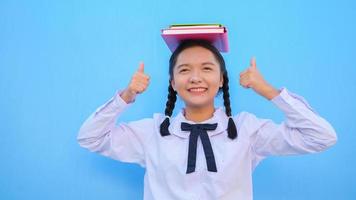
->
<box><xmin>1</xmin><ymin>0</ymin><xmax>355</xmax><ymax>199</ymax></box>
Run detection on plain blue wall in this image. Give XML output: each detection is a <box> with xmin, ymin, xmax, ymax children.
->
<box><xmin>1</xmin><ymin>0</ymin><xmax>355</xmax><ymax>199</ymax></box>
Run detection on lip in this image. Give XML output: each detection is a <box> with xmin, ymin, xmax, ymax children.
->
<box><xmin>187</xmin><ymin>87</ymin><xmax>208</xmax><ymax>94</ymax></box>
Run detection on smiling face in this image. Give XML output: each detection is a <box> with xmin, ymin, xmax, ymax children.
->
<box><xmin>171</xmin><ymin>46</ymin><xmax>224</xmax><ymax>109</ymax></box>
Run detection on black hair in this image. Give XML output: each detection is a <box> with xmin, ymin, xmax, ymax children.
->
<box><xmin>160</xmin><ymin>39</ymin><xmax>237</xmax><ymax>139</ymax></box>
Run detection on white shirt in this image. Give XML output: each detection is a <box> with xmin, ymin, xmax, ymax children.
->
<box><xmin>77</xmin><ymin>87</ymin><xmax>337</xmax><ymax>200</ymax></box>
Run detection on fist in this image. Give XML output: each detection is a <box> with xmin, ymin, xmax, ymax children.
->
<box><xmin>120</xmin><ymin>62</ymin><xmax>150</xmax><ymax>103</ymax></box>
<box><xmin>239</xmin><ymin>57</ymin><xmax>268</xmax><ymax>90</ymax></box>
<box><xmin>239</xmin><ymin>57</ymin><xmax>280</xmax><ymax>100</ymax></box>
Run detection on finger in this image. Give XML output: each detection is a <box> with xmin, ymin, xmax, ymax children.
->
<box><xmin>138</xmin><ymin>61</ymin><xmax>144</xmax><ymax>73</ymax></box>
<box><xmin>132</xmin><ymin>84</ymin><xmax>144</xmax><ymax>94</ymax></box>
<box><xmin>240</xmin><ymin>70</ymin><xmax>247</xmax><ymax>77</ymax></box>
<box><xmin>240</xmin><ymin>76</ymin><xmax>252</xmax><ymax>87</ymax></box>
<box><xmin>239</xmin><ymin>69</ymin><xmax>249</xmax><ymax>77</ymax></box>
<box><xmin>239</xmin><ymin>77</ymin><xmax>247</xmax><ymax>86</ymax></box>
<box><xmin>239</xmin><ymin>76</ymin><xmax>248</xmax><ymax>84</ymax></box>
<box><xmin>250</xmin><ymin>57</ymin><xmax>256</xmax><ymax>69</ymax></box>
<box><xmin>136</xmin><ymin>73</ymin><xmax>150</xmax><ymax>80</ymax></box>
<box><xmin>240</xmin><ymin>79</ymin><xmax>250</xmax><ymax>88</ymax></box>
<box><xmin>138</xmin><ymin>79</ymin><xmax>150</xmax><ymax>86</ymax></box>
<box><xmin>240</xmin><ymin>72</ymin><xmax>250</xmax><ymax>80</ymax></box>
<box><xmin>136</xmin><ymin>81</ymin><xmax>149</xmax><ymax>90</ymax></box>
<box><xmin>137</xmin><ymin>84</ymin><xmax>148</xmax><ymax>93</ymax></box>
<box><xmin>136</xmin><ymin>85</ymin><xmax>145</xmax><ymax>93</ymax></box>
<box><xmin>239</xmin><ymin>80</ymin><xmax>249</xmax><ymax>89</ymax></box>
<box><xmin>133</xmin><ymin>71</ymin><xmax>150</xmax><ymax>82</ymax></box>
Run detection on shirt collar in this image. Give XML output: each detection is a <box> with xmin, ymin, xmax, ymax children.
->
<box><xmin>168</xmin><ymin>107</ymin><xmax>229</xmax><ymax>139</ymax></box>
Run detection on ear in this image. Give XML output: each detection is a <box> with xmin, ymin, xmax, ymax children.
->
<box><xmin>219</xmin><ymin>74</ymin><xmax>224</xmax><ymax>87</ymax></box>
<box><xmin>170</xmin><ymin>79</ymin><xmax>176</xmax><ymax>91</ymax></box>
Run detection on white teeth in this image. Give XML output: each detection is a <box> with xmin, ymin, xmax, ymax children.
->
<box><xmin>189</xmin><ymin>88</ymin><xmax>206</xmax><ymax>92</ymax></box>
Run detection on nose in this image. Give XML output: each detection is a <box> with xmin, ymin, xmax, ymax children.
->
<box><xmin>189</xmin><ymin>71</ymin><xmax>202</xmax><ymax>83</ymax></box>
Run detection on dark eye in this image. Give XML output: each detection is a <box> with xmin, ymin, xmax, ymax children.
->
<box><xmin>203</xmin><ymin>67</ymin><xmax>212</xmax><ymax>71</ymax></box>
<box><xmin>179</xmin><ymin>68</ymin><xmax>189</xmax><ymax>73</ymax></box>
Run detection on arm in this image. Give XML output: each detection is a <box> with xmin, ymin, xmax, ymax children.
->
<box><xmin>77</xmin><ymin>90</ymin><xmax>153</xmax><ymax>167</ymax></box>
<box><xmin>239</xmin><ymin>58</ymin><xmax>337</xmax><ymax>156</ymax></box>
<box><xmin>77</xmin><ymin>62</ymin><xmax>152</xmax><ymax>167</ymax></box>
<box><xmin>249</xmin><ymin>87</ymin><xmax>337</xmax><ymax>157</ymax></box>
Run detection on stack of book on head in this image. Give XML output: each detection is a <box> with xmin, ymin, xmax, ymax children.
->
<box><xmin>161</xmin><ymin>23</ymin><xmax>229</xmax><ymax>53</ymax></box>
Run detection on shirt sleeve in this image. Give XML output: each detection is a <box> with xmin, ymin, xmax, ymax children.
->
<box><xmin>249</xmin><ymin>87</ymin><xmax>338</xmax><ymax>157</ymax></box>
<box><xmin>77</xmin><ymin>90</ymin><xmax>154</xmax><ymax>168</ymax></box>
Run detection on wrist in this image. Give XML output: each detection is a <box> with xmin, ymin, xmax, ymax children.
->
<box><xmin>256</xmin><ymin>84</ymin><xmax>280</xmax><ymax>100</ymax></box>
<box><xmin>120</xmin><ymin>89</ymin><xmax>136</xmax><ymax>103</ymax></box>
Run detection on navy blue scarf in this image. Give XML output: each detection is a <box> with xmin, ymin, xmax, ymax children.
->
<box><xmin>181</xmin><ymin>122</ymin><xmax>218</xmax><ymax>174</ymax></box>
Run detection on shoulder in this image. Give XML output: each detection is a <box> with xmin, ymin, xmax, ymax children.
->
<box><xmin>231</xmin><ymin>111</ymin><xmax>256</xmax><ymax>125</ymax></box>
<box><xmin>231</xmin><ymin>111</ymin><xmax>270</xmax><ymax>135</ymax></box>
<box><xmin>126</xmin><ymin>112</ymin><xmax>166</xmax><ymax>129</ymax></box>
<box><xmin>153</xmin><ymin>112</ymin><xmax>166</xmax><ymax>122</ymax></box>
<box><xmin>119</xmin><ymin>112</ymin><xmax>166</xmax><ymax>144</ymax></box>
<box><xmin>153</xmin><ymin>112</ymin><xmax>167</xmax><ymax>127</ymax></box>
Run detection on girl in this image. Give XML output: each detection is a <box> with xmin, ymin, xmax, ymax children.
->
<box><xmin>77</xmin><ymin>39</ymin><xmax>337</xmax><ymax>200</ymax></box>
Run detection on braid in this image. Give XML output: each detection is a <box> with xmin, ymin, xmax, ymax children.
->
<box><xmin>164</xmin><ymin>84</ymin><xmax>177</xmax><ymax>116</ymax></box>
<box><xmin>160</xmin><ymin>82</ymin><xmax>177</xmax><ymax>136</ymax></box>
<box><xmin>222</xmin><ymin>72</ymin><xmax>238</xmax><ymax>139</ymax></box>
<box><xmin>222</xmin><ymin>72</ymin><xmax>232</xmax><ymax>116</ymax></box>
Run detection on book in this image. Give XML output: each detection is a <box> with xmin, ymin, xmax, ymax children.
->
<box><xmin>162</xmin><ymin>28</ymin><xmax>225</xmax><ymax>34</ymax></box>
<box><xmin>169</xmin><ymin>23</ymin><xmax>222</xmax><ymax>29</ymax></box>
<box><xmin>161</xmin><ymin>23</ymin><xmax>229</xmax><ymax>53</ymax></box>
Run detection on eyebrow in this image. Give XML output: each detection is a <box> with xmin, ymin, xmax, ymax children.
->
<box><xmin>176</xmin><ymin>64</ymin><xmax>190</xmax><ymax>69</ymax></box>
<box><xmin>176</xmin><ymin>62</ymin><xmax>216</xmax><ymax>69</ymax></box>
<box><xmin>201</xmin><ymin>62</ymin><xmax>216</xmax><ymax>66</ymax></box>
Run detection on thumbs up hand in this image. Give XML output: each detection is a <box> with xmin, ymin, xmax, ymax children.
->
<box><xmin>120</xmin><ymin>62</ymin><xmax>151</xmax><ymax>103</ymax></box>
<box><xmin>239</xmin><ymin>57</ymin><xmax>280</xmax><ymax>100</ymax></box>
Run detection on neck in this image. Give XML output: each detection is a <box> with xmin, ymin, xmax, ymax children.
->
<box><xmin>184</xmin><ymin>105</ymin><xmax>215</xmax><ymax>123</ymax></box>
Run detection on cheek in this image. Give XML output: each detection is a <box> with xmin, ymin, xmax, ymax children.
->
<box><xmin>172</xmin><ymin>76</ymin><xmax>188</xmax><ymax>90</ymax></box>
<box><xmin>207</xmin><ymin>75</ymin><xmax>223</xmax><ymax>87</ymax></box>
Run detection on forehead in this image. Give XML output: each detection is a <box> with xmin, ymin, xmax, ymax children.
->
<box><xmin>175</xmin><ymin>46</ymin><xmax>218</xmax><ymax>66</ymax></box>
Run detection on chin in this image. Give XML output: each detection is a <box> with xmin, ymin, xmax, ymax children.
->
<box><xmin>180</xmin><ymin>92</ymin><xmax>215</xmax><ymax>108</ymax></box>
<box><xmin>185</xmin><ymin>100</ymin><xmax>213</xmax><ymax>108</ymax></box>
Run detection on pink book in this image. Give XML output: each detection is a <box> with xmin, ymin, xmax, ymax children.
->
<box><xmin>161</xmin><ymin>27</ymin><xmax>229</xmax><ymax>53</ymax></box>
<box><xmin>162</xmin><ymin>27</ymin><xmax>225</xmax><ymax>34</ymax></box>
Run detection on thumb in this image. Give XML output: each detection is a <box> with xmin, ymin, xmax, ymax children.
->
<box><xmin>138</xmin><ymin>61</ymin><xmax>144</xmax><ymax>73</ymax></box>
<box><xmin>250</xmin><ymin>57</ymin><xmax>256</xmax><ymax>69</ymax></box>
